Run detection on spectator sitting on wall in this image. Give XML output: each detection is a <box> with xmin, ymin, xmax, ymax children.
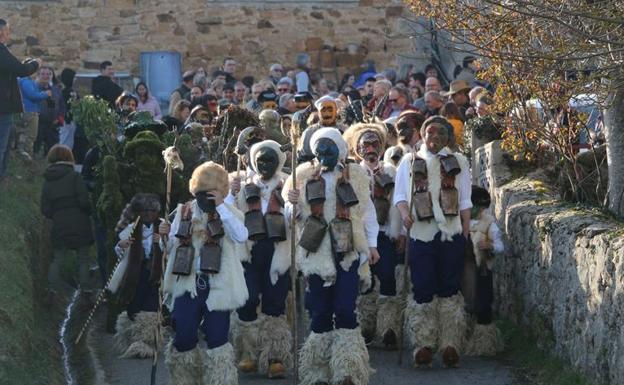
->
<box><xmin>91</xmin><ymin>60</ymin><xmax>123</xmax><ymax>108</ymax></box>
<box><xmin>136</xmin><ymin>82</ymin><xmax>162</xmax><ymax>120</ymax></box>
<box><xmin>222</xmin><ymin>57</ymin><xmax>237</xmax><ymax>84</ymax></box>
<box><xmin>169</xmin><ymin>69</ymin><xmax>194</xmax><ymax>115</ymax></box>
<box><xmin>268</xmin><ymin>63</ymin><xmax>284</xmax><ymax>86</ymax></box>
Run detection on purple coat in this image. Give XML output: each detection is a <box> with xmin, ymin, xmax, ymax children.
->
<box><xmin>138</xmin><ymin>95</ymin><xmax>162</xmax><ymax>120</ymax></box>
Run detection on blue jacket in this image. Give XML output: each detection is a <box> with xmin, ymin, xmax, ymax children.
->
<box><xmin>19</xmin><ymin>77</ymin><xmax>48</xmax><ymax>113</ymax></box>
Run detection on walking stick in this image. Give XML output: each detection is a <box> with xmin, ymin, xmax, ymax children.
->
<box><xmin>75</xmin><ymin>215</ymin><xmax>142</xmax><ymax>344</ymax></box>
<box><xmin>289</xmin><ymin>113</ymin><xmax>303</xmax><ymax>384</ymax></box>
<box><xmin>398</xmin><ymin>156</ymin><xmax>416</xmax><ymax>366</ymax></box>
<box><xmin>150</xmin><ymin>145</ymin><xmax>185</xmax><ymax>384</ymax></box>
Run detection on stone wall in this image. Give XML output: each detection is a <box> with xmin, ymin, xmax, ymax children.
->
<box><xmin>1</xmin><ymin>0</ymin><xmax>420</xmax><ymax>81</ymax></box>
<box><xmin>475</xmin><ymin>141</ymin><xmax>624</xmax><ymax>385</ymax></box>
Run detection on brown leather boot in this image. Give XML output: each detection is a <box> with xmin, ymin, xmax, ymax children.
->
<box><xmin>382</xmin><ymin>329</ymin><xmax>397</xmax><ymax>348</ymax></box>
<box><xmin>267</xmin><ymin>359</ymin><xmax>286</xmax><ymax>379</ymax></box>
<box><xmin>414</xmin><ymin>347</ymin><xmax>433</xmax><ymax>368</ymax></box>
<box><xmin>238</xmin><ymin>359</ymin><xmax>257</xmax><ymax>373</ymax></box>
<box><xmin>442</xmin><ymin>346</ymin><xmax>460</xmax><ymax>368</ymax></box>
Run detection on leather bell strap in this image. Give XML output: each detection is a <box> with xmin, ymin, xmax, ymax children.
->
<box><xmin>412</xmin><ymin>156</ymin><xmax>429</xmax><ymax>192</ymax></box>
<box><xmin>267</xmin><ymin>182</ymin><xmax>284</xmax><ymax>214</ymax></box>
<box><xmin>336</xmin><ymin>164</ymin><xmax>351</xmax><ymax>220</ymax></box>
<box><xmin>309</xmin><ymin>175</ymin><xmax>325</xmax><ymax>218</ymax></box>
<box><xmin>440</xmin><ymin>163</ymin><xmax>457</xmax><ymax>189</ymax></box>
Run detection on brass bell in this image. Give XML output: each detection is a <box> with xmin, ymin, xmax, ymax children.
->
<box><xmin>175</xmin><ymin>219</ymin><xmax>192</xmax><ymax>240</ymax></box>
<box><xmin>200</xmin><ymin>242</ymin><xmax>221</xmax><ymax>274</ymax></box>
<box><xmin>306</xmin><ymin>179</ymin><xmax>326</xmax><ymax>205</ymax></box>
<box><xmin>245</xmin><ymin>210</ymin><xmax>267</xmax><ymax>241</ymax></box>
<box><xmin>244</xmin><ymin>183</ymin><xmax>262</xmax><ymax>204</ymax></box>
<box><xmin>374</xmin><ymin>197</ymin><xmax>391</xmax><ymax>225</ymax></box>
<box><xmin>299</xmin><ymin>215</ymin><xmax>327</xmax><ymax>252</ymax></box>
<box><xmin>336</xmin><ymin>181</ymin><xmax>359</xmax><ymax>207</ymax></box>
<box><xmin>413</xmin><ymin>191</ymin><xmax>434</xmax><ymax>221</ymax></box>
<box><xmin>265</xmin><ymin>212</ymin><xmax>287</xmax><ymax>242</ymax></box>
<box><xmin>375</xmin><ymin>173</ymin><xmax>395</xmax><ymax>192</ymax></box>
<box><xmin>412</xmin><ymin>157</ymin><xmax>428</xmax><ymax>179</ymax></box>
<box><xmin>329</xmin><ymin>217</ymin><xmax>354</xmax><ymax>254</ymax></box>
<box><xmin>207</xmin><ymin>218</ymin><xmax>225</xmax><ymax>239</ymax></box>
<box><xmin>440</xmin><ymin>155</ymin><xmax>461</xmax><ymax>176</ymax></box>
<box><xmin>172</xmin><ymin>245</ymin><xmax>194</xmax><ymax>276</ymax></box>
<box><xmin>440</xmin><ymin>187</ymin><xmax>459</xmax><ymax>216</ymax></box>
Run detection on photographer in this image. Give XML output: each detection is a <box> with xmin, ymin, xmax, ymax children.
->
<box><xmin>0</xmin><ymin>18</ymin><xmax>41</xmax><ymax>184</ymax></box>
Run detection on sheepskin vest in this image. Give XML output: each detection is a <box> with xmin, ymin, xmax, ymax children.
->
<box><xmin>235</xmin><ymin>172</ymin><xmax>291</xmax><ymax>285</ymax></box>
<box><xmin>406</xmin><ymin>147</ymin><xmax>469</xmax><ymax>242</ymax></box>
<box><xmin>163</xmin><ymin>200</ymin><xmax>249</xmax><ymax>312</ymax></box>
<box><xmin>282</xmin><ymin>162</ymin><xmax>370</xmax><ymax>283</ymax></box>
<box><xmin>361</xmin><ymin>161</ymin><xmax>402</xmax><ymax>241</ymax></box>
<box><xmin>470</xmin><ymin>213</ymin><xmax>496</xmax><ymax>269</ymax></box>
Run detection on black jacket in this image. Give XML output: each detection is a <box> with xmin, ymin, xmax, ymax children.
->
<box><xmin>91</xmin><ymin>75</ymin><xmax>123</xmax><ymax>107</ymax></box>
<box><xmin>41</xmin><ymin>162</ymin><xmax>94</xmax><ymax>249</ymax></box>
<box><xmin>0</xmin><ymin>43</ymin><xmax>39</xmax><ymax>115</ymax></box>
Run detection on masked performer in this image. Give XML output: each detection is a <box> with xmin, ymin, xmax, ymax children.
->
<box><xmin>160</xmin><ymin>162</ymin><xmax>249</xmax><ymax>385</ymax></box>
<box><xmin>226</xmin><ymin>140</ymin><xmax>292</xmax><ymax>379</ymax></box>
<box><xmin>393</xmin><ymin>116</ymin><xmax>471</xmax><ymax>368</ymax></box>
<box><xmin>383</xmin><ymin>111</ymin><xmax>425</xmax><ymax>167</ymax></box>
<box><xmin>109</xmin><ymin>193</ymin><xmax>164</xmax><ymax>359</ymax></box>
<box><xmin>464</xmin><ymin>186</ymin><xmax>504</xmax><ymax>356</ymax></box>
<box><xmin>285</xmin><ymin>127</ymin><xmax>380</xmax><ymax>385</ymax></box>
<box><xmin>343</xmin><ymin>123</ymin><xmax>403</xmax><ymax>348</ymax></box>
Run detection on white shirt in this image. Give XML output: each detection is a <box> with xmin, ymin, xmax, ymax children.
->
<box><xmin>115</xmin><ymin>222</ymin><xmax>157</xmax><ymax>258</ymax></box>
<box><xmin>225</xmin><ymin>175</ymin><xmax>292</xmax><ymax>228</ymax></box>
<box><xmin>285</xmin><ymin>168</ymin><xmax>379</xmax><ymax>248</ymax></box>
<box><xmin>393</xmin><ymin>146</ymin><xmax>472</xmax><ymax>212</ymax></box>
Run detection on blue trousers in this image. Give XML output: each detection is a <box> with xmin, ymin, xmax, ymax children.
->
<box><xmin>126</xmin><ymin>261</ymin><xmax>159</xmax><ymax>319</ymax></box>
<box><xmin>305</xmin><ymin>258</ymin><xmax>359</xmax><ymax>333</ymax></box>
<box><xmin>171</xmin><ymin>274</ymin><xmax>230</xmax><ymax>352</ymax></box>
<box><xmin>409</xmin><ymin>233</ymin><xmax>465</xmax><ymax>304</ymax></box>
<box><xmin>0</xmin><ymin>114</ymin><xmax>13</xmax><ymax>179</ymax></box>
<box><xmin>237</xmin><ymin>239</ymin><xmax>290</xmax><ymax>322</ymax></box>
<box><xmin>371</xmin><ymin>232</ymin><xmax>397</xmax><ymax>296</ymax></box>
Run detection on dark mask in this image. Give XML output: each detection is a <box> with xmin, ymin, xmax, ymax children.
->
<box><xmin>357</xmin><ymin>131</ymin><xmax>381</xmax><ymax>163</ymax></box>
<box><xmin>256</xmin><ymin>147</ymin><xmax>280</xmax><ymax>180</ymax></box>
<box><xmin>196</xmin><ymin>191</ymin><xmax>216</xmax><ymax>213</ymax></box>
<box><xmin>314</xmin><ymin>138</ymin><xmax>340</xmax><ymax>171</ymax></box>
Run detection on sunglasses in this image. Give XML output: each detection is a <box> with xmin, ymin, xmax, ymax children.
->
<box><xmin>278</xmin><ymin>88</ymin><xmax>289</xmax><ymax>92</ymax></box>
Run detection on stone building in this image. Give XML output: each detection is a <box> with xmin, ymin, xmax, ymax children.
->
<box><xmin>0</xmin><ymin>0</ymin><xmax>441</xmax><ymax>83</ymax></box>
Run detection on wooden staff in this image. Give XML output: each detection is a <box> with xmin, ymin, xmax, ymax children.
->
<box><xmin>289</xmin><ymin>114</ymin><xmax>302</xmax><ymax>384</ymax></box>
<box><xmin>75</xmin><ymin>215</ymin><xmax>142</xmax><ymax>344</ymax></box>
<box><xmin>150</xmin><ymin>145</ymin><xmax>185</xmax><ymax>384</ymax></box>
<box><xmin>398</xmin><ymin>156</ymin><xmax>416</xmax><ymax>366</ymax></box>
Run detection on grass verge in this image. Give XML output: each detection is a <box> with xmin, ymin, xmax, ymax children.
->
<box><xmin>0</xmin><ymin>156</ymin><xmax>64</xmax><ymax>385</ymax></box>
<box><xmin>498</xmin><ymin>319</ymin><xmax>595</xmax><ymax>385</ymax></box>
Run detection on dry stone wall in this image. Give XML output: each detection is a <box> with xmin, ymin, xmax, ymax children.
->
<box><xmin>1</xmin><ymin>0</ymin><xmax>414</xmax><ymax>79</ymax></box>
<box><xmin>476</xmin><ymin>141</ymin><xmax>624</xmax><ymax>385</ymax></box>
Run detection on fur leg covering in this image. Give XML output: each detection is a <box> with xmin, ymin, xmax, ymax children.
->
<box><xmin>437</xmin><ymin>294</ymin><xmax>467</xmax><ymax>354</ymax></box>
<box><xmin>299</xmin><ymin>331</ymin><xmax>332</xmax><ymax>385</ymax></box>
<box><xmin>114</xmin><ymin>311</ymin><xmax>133</xmax><ymax>355</ymax></box>
<box><xmin>164</xmin><ymin>339</ymin><xmax>205</xmax><ymax>385</ymax></box>
<box><xmin>465</xmin><ymin>323</ymin><xmax>504</xmax><ymax>356</ymax></box>
<box><xmin>203</xmin><ymin>343</ymin><xmax>238</xmax><ymax>385</ymax></box>
<box><xmin>404</xmin><ymin>298</ymin><xmax>438</xmax><ymax>357</ymax></box>
<box><xmin>230</xmin><ymin>314</ymin><xmax>261</xmax><ymax>365</ymax></box>
<box><xmin>119</xmin><ymin>311</ymin><xmax>162</xmax><ymax>359</ymax></box>
<box><xmin>330</xmin><ymin>328</ymin><xmax>373</xmax><ymax>385</ymax></box>
<box><xmin>395</xmin><ymin>264</ymin><xmax>410</xmax><ymax>295</ymax></box>
<box><xmin>357</xmin><ymin>290</ymin><xmax>378</xmax><ymax>342</ymax></box>
<box><xmin>258</xmin><ymin>314</ymin><xmax>293</xmax><ymax>374</ymax></box>
<box><xmin>376</xmin><ymin>295</ymin><xmax>403</xmax><ymax>345</ymax></box>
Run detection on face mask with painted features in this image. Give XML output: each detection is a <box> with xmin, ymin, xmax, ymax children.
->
<box><xmin>320</xmin><ymin>102</ymin><xmax>337</xmax><ymax>126</ymax></box>
<box><xmin>424</xmin><ymin>123</ymin><xmax>449</xmax><ymax>154</ymax></box>
<box><xmin>357</xmin><ymin>131</ymin><xmax>382</xmax><ymax>164</ymax></box>
<box><xmin>255</xmin><ymin>147</ymin><xmax>280</xmax><ymax>180</ymax></box>
<box><xmin>195</xmin><ymin>192</ymin><xmax>216</xmax><ymax>214</ymax></box>
<box><xmin>314</xmin><ymin>138</ymin><xmax>340</xmax><ymax>171</ymax></box>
